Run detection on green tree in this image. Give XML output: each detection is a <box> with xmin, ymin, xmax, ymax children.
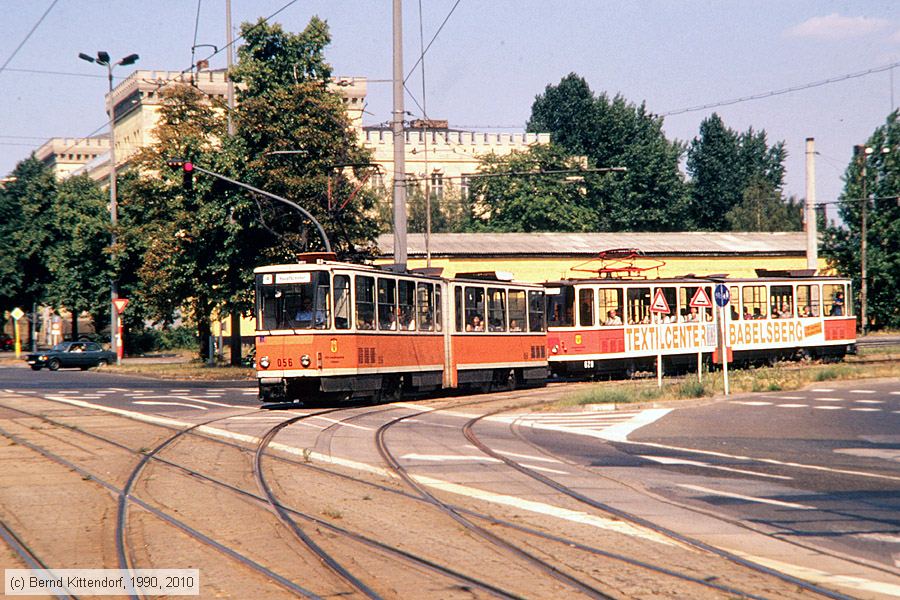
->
<box><xmin>468</xmin><ymin>144</ymin><xmax>600</xmax><ymax>232</ymax></box>
<box><xmin>686</xmin><ymin>113</ymin><xmax>787</xmax><ymax>230</ymax></box>
<box><xmin>0</xmin><ymin>157</ymin><xmax>56</xmax><ymax>326</ymax></box>
<box><xmin>527</xmin><ymin>73</ymin><xmax>688</xmax><ymax>231</ymax></box>
<box><xmin>45</xmin><ymin>175</ymin><xmax>111</xmax><ymax>338</ymax></box>
<box><xmin>231</xmin><ymin>17</ymin><xmax>380</xmax><ymax>261</ymax></box>
<box><xmin>724</xmin><ymin>177</ymin><xmax>803</xmax><ymax>232</ymax></box>
<box><xmin>822</xmin><ymin>111</ymin><xmax>900</xmax><ymax>330</ymax></box>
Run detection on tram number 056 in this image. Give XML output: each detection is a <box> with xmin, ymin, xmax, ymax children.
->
<box><xmin>583</xmin><ymin>360</ymin><xmax>595</xmax><ymax>369</ymax></box>
<box><xmin>276</xmin><ymin>358</ymin><xmax>294</xmax><ymax>368</ymax></box>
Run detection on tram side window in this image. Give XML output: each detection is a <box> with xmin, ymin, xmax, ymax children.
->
<box><xmin>679</xmin><ymin>286</ymin><xmax>709</xmax><ymax>322</ymax></box>
<box><xmin>628</xmin><ymin>288</ymin><xmax>651</xmax><ymax>325</ymax></box>
<box><xmin>598</xmin><ymin>288</ymin><xmax>623</xmax><ymax>326</ymax></box>
<box><xmin>823</xmin><ymin>283</ymin><xmax>847</xmax><ymax>316</ymax></box>
<box><xmin>578</xmin><ymin>289</ymin><xmax>594</xmax><ymax>326</ymax></box>
<box><xmin>487</xmin><ymin>288</ymin><xmax>507</xmax><ymax>332</ymax></box>
<box><xmin>729</xmin><ymin>286</ymin><xmax>740</xmax><ymax>321</ymax></box>
<box><xmin>770</xmin><ymin>285</ymin><xmax>794</xmax><ymax>319</ymax></box>
<box><xmin>416</xmin><ymin>283</ymin><xmax>434</xmax><ymax>331</ymax></box>
<box><xmin>464</xmin><ymin>286</ymin><xmax>486</xmax><ymax>331</ymax></box>
<box><xmin>454</xmin><ymin>286</ymin><xmax>464</xmax><ymax>332</ymax></box>
<box><xmin>547</xmin><ymin>287</ymin><xmax>574</xmax><ymax>327</ymax></box>
<box><xmin>797</xmin><ymin>284</ymin><xmax>820</xmax><ymax>317</ymax></box>
<box><xmin>355</xmin><ymin>276</ymin><xmax>376</xmax><ymax>330</ymax></box>
<box><xmin>334</xmin><ymin>275</ymin><xmax>351</xmax><ymax>329</ymax></box>
<box><xmin>435</xmin><ymin>285</ymin><xmax>443</xmax><ymax>331</ymax></box>
<box><xmin>655</xmin><ymin>287</ymin><xmax>677</xmax><ymax>323</ymax></box>
<box><xmin>528</xmin><ymin>290</ymin><xmax>546</xmax><ymax>332</ymax></box>
<box><xmin>508</xmin><ymin>290</ymin><xmax>526</xmax><ymax>331</ymax></box>
<box><xmin>398</xmin><ymin>280</ymin><xmax>416</xmax><ymax>330</ymax></box>
<box><xmin>741</xmin><ymin>285</ymin><xmax>767</xmax><ymax>319</ymax></box>
<box><xmin>378</xmin><ymin>278</ymin><xmax>398</xmax><ymax>330</ymax></box>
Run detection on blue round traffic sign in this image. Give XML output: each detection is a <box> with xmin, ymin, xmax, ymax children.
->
<box><xmin>714</xmin><ymin>284</ymin><xmax>730</xmax><ymax>307</ymax></box>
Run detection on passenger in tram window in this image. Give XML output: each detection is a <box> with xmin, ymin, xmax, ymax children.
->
<box><xmin>743</xmin><ymin>307</ymin><xmax>752</xmax><ymax>320</ymax></box>
<box><xmin>399</xmin><ymin>307</ymin><xmax>416</xmax><ymax>330</ymax></box>
<box><xmin>730</xmin><ymin>306</ymin><xmax>739</xmax><ymax>321</ymax></box>
<box><xmin>800</xmin><ymin>305</ymin><xmax>811</xmax><ymax>318</ymax></box>
<box><xmin>684</xmin><ymin>307</ymin><xmax>699</xmax><ymax>322</ymax></box>
<box><xmin>509</xmin><ymin>318</ymin><xmax>523</xmax><ymax>332</ymax></box>
<box><xmin>380</xmin><ymin>308</ymin><xmax>397</xmax><ymax>330</ymax></box>
<box><xmin>471</xmin><ymin>315</ymin><xmax>485</xmax><ymax>332</ymax></box>
<box><xmin>605</xmin><ymin>309</ymin><xmax>622</xmax><ymax>326</ymax></box>
<box><xmin>778</xmin><ymin>303</ymin><xmax>792</xmax><ymax>318</ymax></box>
<box><xmin>640</xmin><ymin>314</ymin><xmax>651</xmax><ymax>325</ymax></box>
<box><xmin>831</xmin><ymin>292</ymin><xmax>844</xmax><ymax>316</ymax></box>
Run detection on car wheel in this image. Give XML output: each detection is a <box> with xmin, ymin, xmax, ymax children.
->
<box><xmin>30</xmin><ymin>365</ymin><xmax>41</xmax><ymax>371</ymax></box>
<box><xmin>47</xmin><ymin>358</ymin><xmax>61</xmax><ymax>371</ymax></box>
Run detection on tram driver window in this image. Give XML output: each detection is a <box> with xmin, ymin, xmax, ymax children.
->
<box><xmin>546</xmin><ymin>287</ymin><xmax>574</xmax><ymax>327</ymax></box>
<box><xmin>464</xmin><ymin>286</ymin><xmax>485</xmax><ymax>331</ymax></box>
<box><xmin>578</xmin><ymin>289</ymin><xmax>594</xmax><ymax>327</ymax></box>
<box><xmin>355</xmin><ymin>276</ymin><xmax>375</xmax><ymax>330</ymax></box>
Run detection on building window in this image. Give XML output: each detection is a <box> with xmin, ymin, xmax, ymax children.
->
<box><xmin>430</xmin><ymin>172</ymin><xmax>444</xmax><ymax>201</ymax></box>
<box><xmin>460</xmin><ymin>174</ymin><xmax>472</xmax><ymax>200</ymax></box>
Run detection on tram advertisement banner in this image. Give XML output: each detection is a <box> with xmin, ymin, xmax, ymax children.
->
<box><xmin>727</xmin><ymin>318</ymin><xmax>822</xmax><ymax>349</ymax></box>
<box><xmin>625</xmin><ymin>323</ymin><xmax>717</xmax><ymax>355</ymax></box>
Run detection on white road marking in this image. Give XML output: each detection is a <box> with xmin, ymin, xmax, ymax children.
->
<box><xmin>854</xmin><ymin>400</ymin><xmax>884</xmax><ymax>404</ymax></box>
<box><xmin>813</xmin><ymin>397</ymin><xmax>843</xmax><ymax>402</ymax></box>
<box><xmin>403</xmin><ymin>419</ymin><xmax>458</xmax><ymax>429</ymax></box>
<box><xmin>854</xmin><ymin>533</ymin><xmax>900</xmax><ymax>544</ymax></box>
<box><xmin>834</xmin><ymin>448</ymin><xmax>900</xmax><ymax>462</ymax></box>
<box><xmin>133</xmin><ymin>401</ymin><xmax>208</xmax><ymax>410</ymax></box>
<box><xmin>521</xmin><ymin>463</ymin><xmax>571</xmax><ymax>475</ymax></box>
<box><xmin>139</xmin><ymin>395</ymin><xmax>245</xmax><ymax>409</ymax></box>
<box><xmin>677</xmin><ymin>484</ymin><xmax>814</xmax><ymax>510</ymax></box>
<box><xmin>32</xmin><ymin>394</ymin><xmax>677</xmax><ymax>547</ymax></box>
<box><xmin>638</xmin><ymin>455</ymin><xmax>793</xmax><ymax>480</ymax></box>
<box><xmin>766</xmin><ymin>395</ymin><xmax>804</xmax><ymax>400</ymax></box>
<box><xmin>725</xmin><ymin>549</ymin><xmax>900</xmax><ymax>598</ymax></box>
<box><xmin>732</xmin><ymin>401</ymin><xmax>773</xmax><ymax>406</ymax></box>
<box><xmin>813</xmin><ymin>406</ymin><xmax>844</xmax><ymax>410</ymax></box>
<box><xmin>850</xmin><ymin>408</ymin><xmax>882</xmax><ymax>412</ymax></box>
<box><xmin>242</xmin><ymin>392</ymin><xmax>258</xmax><ymax>396</ymax></box>
<box><xmin>578</xmin><ymin>408</ymin><xmax>672</xmax><ymax>443</ymax></box>
<box><xmin>850</xmin><ymin>389</ymin><xmax>876</xmax><ymax>394</ymax></box>
<box><xmin>890</xmin><ymin>391</ymin><xmax>900</xmax><ymax>396</ymax></box>
<box><xmin>489</xmin><ymin>448</ymin><xmax>563</xmax><ymax>464</ymax></box>
<box><xmin>401</xmin><ymin>454</ymin><xmax>502</xmax><ymax>464</ymax></box>
<box><xmin>776</xmin><ymin>404</ymin><xmax>808</xmax><ymax>408</ymax></box>
<box><xmin>810</xmin><ymin>388</ymin><xmax>834</xmax><ymax>392</ymax></box>
<box><xmin>168</xmin><ymin>389</ymin><xmax>191</xmax><ymax>393</ymax></box>
<box><xmin>309</xmin><ymin>415</ymin><xmax>374</xmax><ymax>431</ymax></box>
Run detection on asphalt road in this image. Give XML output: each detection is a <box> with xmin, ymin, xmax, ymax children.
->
<box><xmin>517</xmin><ymin>379</ymin><xmax>900</xmax><ymax>572</ymax></box>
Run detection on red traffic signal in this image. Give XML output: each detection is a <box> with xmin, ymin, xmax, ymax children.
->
<box><xmin>165</xmin><ymin>158</ymin><xmax>194</xmax><ymax>191</ymax></box>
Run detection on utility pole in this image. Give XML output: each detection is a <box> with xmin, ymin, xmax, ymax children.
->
<box><xmin>855</xmin><ymin>145</ymin><xmax>871</xmax><ymax>336</ymax></box>
<box><xmin>392</xmin><ymin>0</ymin><xmax>408</xmax><ymax>270</ymax></box>
<box><xmin>225</xmin><ymin>0</ymin><xmax>242</xmax><ymax>366</ymax></box>
<box><xmin>805</xmin><ymin>138</ymin><xmax>817</xmax><ymax>271</ymax></box>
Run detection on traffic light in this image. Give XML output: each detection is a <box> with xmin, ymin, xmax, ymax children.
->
<box><xmin>165</xmin><ymin>158</ymin><xmax>194</xmax><ymax>191</ymax></box>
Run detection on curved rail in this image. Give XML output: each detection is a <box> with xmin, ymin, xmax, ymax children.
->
<box><xmin>462</xmin><ymin>407</ymin><xmax>857</xmax><ymax>600</ymax></box>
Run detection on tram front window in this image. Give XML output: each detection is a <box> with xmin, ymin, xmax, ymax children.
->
<box><xmin>256</xmin><ymin>271</ymin><xmax>331</xmax><ymax>330</ymax></box>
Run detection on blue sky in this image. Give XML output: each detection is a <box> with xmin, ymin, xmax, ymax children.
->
<box><xmin>1</xmin><ymin>1</ymin><xmax>898</xmax><ymax>223</ymax></box>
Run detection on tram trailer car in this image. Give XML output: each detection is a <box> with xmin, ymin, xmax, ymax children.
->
<box><xmin>544</xmin><ymin>272</ymin><xmax>856</xmax><ymax>377</ymax></box>
<box><xmin>253</xmin><ymin>256</ymin><xmax>548</xmax><ymax>403</ymax></box>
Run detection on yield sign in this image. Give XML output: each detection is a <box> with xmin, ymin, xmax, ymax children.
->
<box><xmin>689</xmin><ymin>287</ymin><xmax>713</xmax><ymax>309</ymax></box>
<box><xmin>650</xmin><ymin>289</ymin><xmax>670</xmax><ymax>313</ymax></box>
<box><xmin>113</xmin><ymin>298</ymin><xmax>129</xmax><ymax>315</ymax></box>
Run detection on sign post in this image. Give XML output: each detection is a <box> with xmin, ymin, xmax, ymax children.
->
<box><xmin>112</xmin><ymin>298</ymin><xmax>129</xmax><ymax>364</ymax></box>
<box><xmin>10</xmin><ymin>307</ymin><xmax>24</xmax><ymax>358</ymax></box>
<box><xmin>650</xmin><ymin>289</ymin><xmax>671</xmax><ymax>388</ymax></box>
<box><xmin>690</xmin><ymin>287</ymin><xmax>714</xmax><ymax>382</ymax></box>
<box><xmin>714</xmin><ymin>284</ymin><xmax>731</xmax><ymax>396</ymax></box>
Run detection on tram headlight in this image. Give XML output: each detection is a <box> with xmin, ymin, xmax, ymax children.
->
<box><xmin>259</xmin><ymin>356</ymin><xmax>270</xmax><ymax>369</ymax></box>
<box><xmin>300</xmin><ymin>354</ymin><xmax>311</xmax><ymax>368</ymax></box>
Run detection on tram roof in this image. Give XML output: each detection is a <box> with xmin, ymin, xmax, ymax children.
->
<box><xmin>376</xmin><ymin>232</ymin><xmax>811</xmax><ymax>258</ymax></box>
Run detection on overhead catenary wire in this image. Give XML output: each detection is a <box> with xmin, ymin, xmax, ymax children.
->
<box><xmin>0</xmin><ymin>0</ymin><xmax>60</xmax><ymax>76</ymax></box>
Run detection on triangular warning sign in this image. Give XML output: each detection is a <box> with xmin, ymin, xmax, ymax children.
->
<box><xmin>690</xmin><ymin>287</ymin><xmax>713</xmax><ymax>308</ymax></box>
<box><xmin>113</xmin><ymin>298</ymin><xmax>129</xmax><ymax>314</ymax></box>
<box><xmin>650</xmin><ymin>289</ymin><xmax>670</xmax><ymax>313</ymax></box>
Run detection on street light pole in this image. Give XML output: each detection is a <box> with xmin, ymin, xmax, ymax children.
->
<box><xmin>78</xmin><ymin>51</ymin><xmax>139</xmax><ymax>363</ymax></box>
<box><xmin>854</xmin><ymin>143</ymin><xmax>890</xmax><ymax>336</ymax></box>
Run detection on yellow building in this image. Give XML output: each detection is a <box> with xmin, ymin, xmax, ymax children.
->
<box><xmin>34</xmin><ymin>136</ymin><xmax>109</xmax><ymax>179</ymax></box>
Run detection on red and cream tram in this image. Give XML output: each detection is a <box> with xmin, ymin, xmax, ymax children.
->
<box><xmin>545</xmin><ymin>270</ymin><xmax>856</xmax><ymax>377</ymax></box>
<box><xmin>254</xmin><ymin>255</ymin><xmax>548</xmax><ymax>403</ymax></box>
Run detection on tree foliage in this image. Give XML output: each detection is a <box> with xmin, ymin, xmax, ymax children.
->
<box><xmin>724</xmin><ymin>177</ymin><xmax>803</xmax><ymax>232</ymax></box>
<box><xmin>822</xmin><ymin>110</ymin><xmax>900</xmax><ymax>330</ymax></box>
<box><xmin>686</xmin><ymin>113</ymin><xmax>787</xmax><ymax>230</ymax></box>
<box><xmin>526</xmin><ymin>73</ymin><xmax>688</xmax><ymax>231</ymax></box>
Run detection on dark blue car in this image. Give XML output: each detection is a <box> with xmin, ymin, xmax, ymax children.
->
<box><xmin>26</xmin><ymin>341</ymin><xmax>116</xmax><ymax>371</ymax></box>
